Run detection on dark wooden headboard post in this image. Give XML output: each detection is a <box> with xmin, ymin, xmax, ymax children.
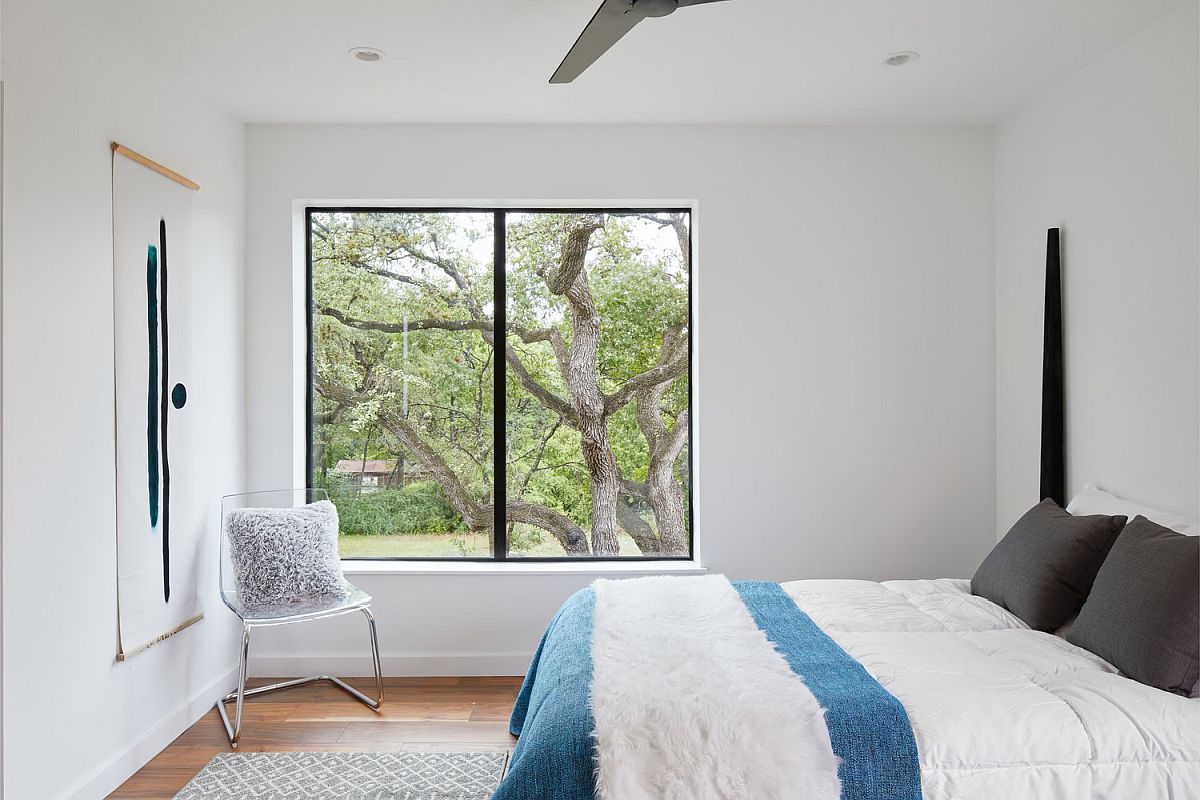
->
<box><xmin>1040</xmin><ymin>227</ymin><xmax>1066</xmax><ymax>506</ymax></box>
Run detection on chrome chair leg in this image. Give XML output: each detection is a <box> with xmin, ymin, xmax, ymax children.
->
<box><xmin>316</xmin><ymin>608</ymin><xmax>384</xmax><ymax>710</ymax></box>
<box><xmin>364</xmin><ymin>606</ymin><xmax>385</xmax><ymax>707</ymax></box>
<box><xmin>234</xmin><ymin>624</ymin><xmax>251</xmax><ymax>742</ymax></box>
<box><xmin>215</xmin><ymin>623</ymin><xmax>252</xmax><ymax>747</ymax></box>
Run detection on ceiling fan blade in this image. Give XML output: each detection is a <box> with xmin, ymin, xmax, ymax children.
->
<box><xmin>550</xmin><ymin>0</ymin><xmax>643</xmax><ymax>84</ymax></box>
<box><xmin>676</xmin><ymin>0</ymin><xmax>733</xmax><ymax>5</ymax></box>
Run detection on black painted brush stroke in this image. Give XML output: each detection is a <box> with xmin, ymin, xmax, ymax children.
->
<box><xmin>146</xmin><ymin>246</ymin><xmax>160</xmax><ymax>528</ymax></box>
<box><xmin>1040</xmin><ymin>227</ymin><xmax>1065</xmax><ymax>507</ymax></box>
<box><xmin>159</xmin><ymin>219</ymin><xmax>171</xmax><ymax>603</ymax></box>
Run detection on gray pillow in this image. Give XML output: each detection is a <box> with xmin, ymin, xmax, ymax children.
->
<box><xmin>226</xmin><ymin>500</ymin><xmax>348</xmax><ymax>610</ymax></box>
<box><xmin>1067</xmin><ymin>516</ymin><xmax>1199</xmax><ymax>695</ymax></box>
<box><xmin>971</xmin><ymin>499</ymin><xmax>1126</xmax><ymax>631</ymax></box>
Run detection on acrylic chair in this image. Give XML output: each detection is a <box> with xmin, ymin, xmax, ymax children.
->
<box><xmin>215</xmin><ymin>488</ymin><xmax>383</xmax><ymax>747</ymax></box>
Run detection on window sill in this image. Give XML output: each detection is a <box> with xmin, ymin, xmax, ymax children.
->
<box><xmin>340</xmin><ymin>559</ymin><xmax>707</xmax><ymax>577</ymax></box>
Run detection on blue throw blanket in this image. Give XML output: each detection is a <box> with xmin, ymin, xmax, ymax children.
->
<box><xmin>494</xmin><ymin>581</ymin><xmax>921</xmax><ymax>800</ymax></box>
<box><xmin>496</xmin><ymin>589</ymin><xmax>597</xmax><ymax>798</ymax></box>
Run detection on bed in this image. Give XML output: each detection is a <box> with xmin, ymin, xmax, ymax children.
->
<box><xmin>491</xmin><ymin>574</ymin><xmax>1200</xmax><ymax>800</ymax></box>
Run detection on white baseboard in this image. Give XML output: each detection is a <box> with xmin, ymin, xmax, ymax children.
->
<box><xmin>60</xmin><ymin>665</ymin><xmax>239</xmax><ymax>800</ymax></box>
<box><xmin>249</xmin><ymin>652</ymin><xmax>531</xmax><ymax>678</ymax></box>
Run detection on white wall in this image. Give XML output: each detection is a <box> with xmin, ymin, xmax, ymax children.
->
<box><xmin>243</xmin><ymin>123</ymin><xmax>996</xmax><ymax>676</ymax></box>
<box><xmin>995</xmin><ymin>1</ymin><xmax>1200</xmax><ymax>536</ymax></box>
<box><xmin>0</xmin><ymin>74</ymin><xmax>7</xmax><ymax>800</ymax></box>
<box><xmin>1</xmin><ymin>1</ymin><xmax>246</xmax><ymax>798</ymax></box>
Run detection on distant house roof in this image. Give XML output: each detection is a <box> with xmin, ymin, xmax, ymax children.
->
<box><xmin>332</xmin><ymin>459</ymin><xmax>430</xmax><ymax>475</ymax></box>
<box><xmin>333</xmin><ymin>459</ymin><xmax>394</xmax><ymax>475</ymax></box>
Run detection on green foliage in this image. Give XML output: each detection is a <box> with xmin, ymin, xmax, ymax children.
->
<box><xmin>311</xmin><ymin>211</ymin><xmax>496</xmax><ymax>508</ymax></box>
<box><xmin>324</xmin><ymin>479</ymin><xmax>462</xmax><ymax>537</ymax></box>
<box><xmin>507</xmin><ymin>524</ymin><xmax>546</xmax><ymax>553</ymax></box>
<box><xmin>311</xmin><ymin>210</ymin><xmax>691</xmax><ymax>555</ymax></box>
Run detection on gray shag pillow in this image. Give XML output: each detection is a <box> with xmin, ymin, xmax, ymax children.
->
<box><xmin>226</xmin><ymin>500</ymin><xmax>348</xmax><ymax>610</ymax></box>
<box><xmin>1068</xmin><ymin>516</ymin><xmax>1200</xmax><ymax>695</ymax></box>
<box><xmin>971</xmin><ymin>499</ymin><xmax>1126</xmax><ymax>631</ymax></box>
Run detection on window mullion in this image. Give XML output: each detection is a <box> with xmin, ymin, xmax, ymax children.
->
<box><xmin>493</xmin><ymin>211</ymin><xmax>508</xmax><ymax>560</ymax></box>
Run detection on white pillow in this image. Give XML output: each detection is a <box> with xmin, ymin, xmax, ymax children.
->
<box><xmin>226</xmin><ymin>500</ymin><xmax>349</xmax><ymax>609</ymax></box>
<box><xmin>1066</xmin><ymin>484</ymin><xmax>1199</xmax><ymax>536</ymax></box>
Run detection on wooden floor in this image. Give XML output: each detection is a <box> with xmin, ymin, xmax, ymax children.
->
<box><xmin>108</xmin><ymin>676</ymin><xmax>523</xmax><ymax>799</ymax></box>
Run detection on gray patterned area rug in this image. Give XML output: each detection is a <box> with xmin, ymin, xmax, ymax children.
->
<box><xmin>173</xmin><ymin>751</ymin><xmax>508</xmax><ymax>800</ymax></box>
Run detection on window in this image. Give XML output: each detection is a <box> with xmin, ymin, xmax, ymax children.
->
<box><xmin>308</xmin><ymin>208</ymin><xmax>692</xmax><ymax>560</ymax></box>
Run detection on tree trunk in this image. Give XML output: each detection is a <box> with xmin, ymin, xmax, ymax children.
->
<box><xmin>629</xmin><ymin>322</ymin><xmax>690</xmax><ymax>556</ymax></box>
<box><xmin>549</xmin><ymin>217</ymin><xmax>622</xmax><ymax>556</ymax></box>
<box><xmin>505</xmin><ymin>499</ymin><xmax>590</xmax><ymax>555</ymax></box>
<box><xmin>677</xmin><ymin>442</ymin><xmax>691</xmax><ymax>496</ymax></box>
<box><xmin>312</xmin><ymin>403</ymin><xmax>349</xmax><ymax>483</ymax></box>
<box><xmin>616</xmin><ymin>496</ymin><xmax>662</xmax><ymax>556</ymax></box>
<box><xmin>373</xmin><ymin>408</ymin><xmax>488</xmax><ymax>530</ymax></box>
<box><xmin>568</xmin><ymin>299</ymin><xmax>621</xmax><ymax>554</ymax></box>
<box><xmin>646</xmin><ymin>439</ymin><xmax>688</xmax><ymax>554</ymax></box>
<box><xmin>580</xmin><ymin>416</ymin><xmax>621</xmax><ymax>555</ymax></box>
<box><xmin>638</xmin><ymin>392</ymin><xmax>689</xmax><ymax>556</ymax></box>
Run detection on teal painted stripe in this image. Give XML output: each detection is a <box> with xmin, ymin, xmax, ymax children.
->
<box><xmin>146</xmin><ymin>244</ymin><xmax>160</xmax><ymax>529</ymax></box>
<box><xmin>733</xmin><ymin>581</ymin><xmax>922</xmax><ymax>800</ymax></box>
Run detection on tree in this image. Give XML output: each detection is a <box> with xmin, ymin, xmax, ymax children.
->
<box><xmin>312</xmin><ymin>210</ymin><xmax>690</xmax><ymax>556</ymax></box>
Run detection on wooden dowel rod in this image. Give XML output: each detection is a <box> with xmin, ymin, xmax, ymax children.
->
<box><xmin>111</xmin><ymin>142</ymin><xmax>200</xmax><ymax>191</ymax></box>
<box><xmin>116</xmin><ymin>613</ymin><xmax>204</xmax><ymax>661</ymax></box>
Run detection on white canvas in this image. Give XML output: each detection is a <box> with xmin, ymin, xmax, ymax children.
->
<box><xmin>113</xmin><ymin>150</ymin><xmax>202</xmax><ymax>657</ymax></box>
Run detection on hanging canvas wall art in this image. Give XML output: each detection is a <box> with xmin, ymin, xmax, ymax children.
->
<box><xmin>112</xmin><ymin>143</ymin><xmax>203</xmax><ymax>658</ymax></box>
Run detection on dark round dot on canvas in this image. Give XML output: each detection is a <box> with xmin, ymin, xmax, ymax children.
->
<box><xmin>171</xmin><ymin>383</ymin><xmax>187</xmax><ymax>409</ymax></box>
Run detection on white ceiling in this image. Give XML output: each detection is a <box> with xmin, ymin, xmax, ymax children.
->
<box><xmin>84</xmin><ymin>0</ymin><xmax>1186</xmax><ymax>125</ymax></box>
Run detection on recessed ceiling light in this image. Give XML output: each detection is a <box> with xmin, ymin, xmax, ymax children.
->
<box><xmin>885</xmin><ymin>51</ymin><xmax>919</xmax><ymax>67</ymax></box>
<box><xmin>349</xmin><ymin>47</ymin><xmax>386</xmax><ymax>63</ymax></box>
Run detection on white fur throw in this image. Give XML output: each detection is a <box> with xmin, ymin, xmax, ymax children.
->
<box><xmin>590</xmin><ymin>575</ymin><xmax>841</xmax><ymax>800</ymax></box>
<box><xmin>226</xmin><ymin>500</ymin><xmax>348</xmax><ymax>610</ymax></box>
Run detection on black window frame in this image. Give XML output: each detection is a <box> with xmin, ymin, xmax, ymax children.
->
<box><xmin>306</xmin><ymin>205</ymin><xmax>694</xmax><ymax>562</ymax></box>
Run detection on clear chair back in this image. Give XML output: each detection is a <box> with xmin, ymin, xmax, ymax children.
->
<box><xmin>219</xmin><ymin>488</ymin><xmax>330</xmax><ymax>617</ymax></box>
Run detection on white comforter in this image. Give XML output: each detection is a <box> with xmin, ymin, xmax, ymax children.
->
<box><xmin>782</xmin><ymin>578</ymin><xmax>1200</xmax><ymax>800</ymax></box>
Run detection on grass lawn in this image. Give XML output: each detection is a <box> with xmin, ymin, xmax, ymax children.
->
<box><xmin>338</xmin><ymin>530</ymin><xmax>645</xmax><ymax>559</ymax></box>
